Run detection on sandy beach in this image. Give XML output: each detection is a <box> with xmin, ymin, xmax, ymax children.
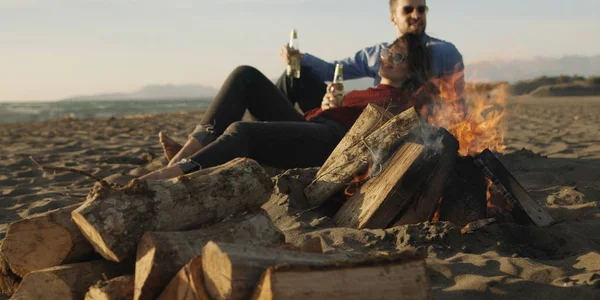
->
<box><xmin>1</xmin><ymin>96</ymin><xmax>599</xmax><ymax>299</ymax></box>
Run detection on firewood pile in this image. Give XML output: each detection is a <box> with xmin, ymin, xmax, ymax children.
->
<box><xmin>0</xmin><ymin>104</ymin><xmax>553</xmax><ymax>300</ymax></box>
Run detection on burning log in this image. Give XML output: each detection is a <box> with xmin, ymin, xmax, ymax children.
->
<box><xmin>157</xmin><ymin>255</ymin><xmax>211</xmax><ymax>300</ymax></box>
<box><xmin>11</xmin><ymin>260</ymin><xmax>131</xmax><ymax>300</ymax></box>
<box><xmin>1</xmin><ymin>204</ymin><xmax>95</xmax><ymax>277</ymax></box>
<box><xmin>434</xmin><ymin>156</ymin><xmax>488</xmax><ymax>227</ymax></box>
<box><xmin>305</xmin><ymin>106</ymin><xmax>420</xmax><ymax>208</ymax></box>
<box><xmin>202</xmin><ymin>242</ymin><xmax>345</xmax><ymax>300</ymax></box>
<box><xmin>334</xmin><ymin>142</ymin><xmax>425</xmax><ymax>229</ymax></box>
<box><xmin>251</xmin><ymin>256</ymin><xmax>431</xmax><ymax>300</ymax></box>
<box><xmin>392</xmin><ymin>128</ymin><xmax>459</xmax><ymax>226</ymax></box>
<box><xmin>85</xmin><ymin>275</ymin><xmax>135</xmax><ymax>300</ymax></box>
<box><xmin>135</xmin><ymin>211</ymin><xmax>284</xmax><ymax>300</ymax></box>
<box><xmin>71</xmin><ymin>157</ymin><xmax>274</xmax><ymax>263</ymax></box>
<box><xmin>474</xmin><ymin>149</ymin><xmax>554</xmax><ymax>226</ymax></box>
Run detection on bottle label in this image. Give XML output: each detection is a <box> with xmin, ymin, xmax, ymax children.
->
<box><xmin>287</xmin><ymin>54</ymin><xmax>301</xmax><ymax>78</ymax></box>
<box><xmin>332</xmin><ymin>83</ymin><xmax>344</xmax><ymax>105</ymax></box>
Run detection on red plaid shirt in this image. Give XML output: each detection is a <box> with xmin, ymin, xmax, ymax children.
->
<box><xmin>304</xmin><ymin>84</ymin><xmax>420</xmax><ymax>129</ymax></box>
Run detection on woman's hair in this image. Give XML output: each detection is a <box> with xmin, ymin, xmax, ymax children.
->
<box><xmin>391</xmin><ymin>33</ymin><xmax>432</xmax><ymax>93</ymax></box>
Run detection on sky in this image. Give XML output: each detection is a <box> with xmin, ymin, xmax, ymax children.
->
<box><xmin>1</xmin><ymin>0</ymin><xmax>599</xmax><ymax>102</ymax></box>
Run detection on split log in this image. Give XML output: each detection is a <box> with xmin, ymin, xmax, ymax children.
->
<box><xmin>85</xmin><ymin>275</ymin><xmax>134</xmax><ymax>300</ymax></box>
<box><xmin>1</xmin><ymin>204</ymin><xmax>95</xmax><ymax>277</ymax></box>
<box><xmin>305</xmin><ymin>106</ymin><xmax>420</xmax><ymax>207</ymax></box>
<box><xmin>392</xmin><ymin>128</ymin><xmax>459</xmax><ymax>226</ymax></box>
<box><xmin>11</xmin><ymin>260</ymin><xmax>131</xmax><ymax>300</ymax></box>
<box><xmin>202</xmin><ymin>242</ymin><xmax>344</xmax><ymax>300</ymax></box>
<box><xmin>474</xmin><ymin>149</ymin><xmax>554</xmax><ymax>226</ymax></box>
<box><xmin>334</xmin><ymin>142</ymin><xmax>425</xmax><ymax>229</ymax></box>
<box><xmin>72</xmin><ymin>157</ymin><xmax>274</xmax><ymax>262</ymax></box>
<box><xmin>135</xmin><ymin>211</ymin><xmax>284</xmax><ymax>300</ymax></box>
<box><xmin>157</xmin><ymin>256</ymin><xmax>210</xmax><ymax>300</ymax></box>
<box><xmin>251</xmin><ymin>256</ymin><xmax>430</xmax><ymax>300</ymax></box>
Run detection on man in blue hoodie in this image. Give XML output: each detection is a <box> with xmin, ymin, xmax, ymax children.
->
<box><xmin>277</xmin><ymin>0</ymin><xmax>464</xmax><ymax>112</ymax></box>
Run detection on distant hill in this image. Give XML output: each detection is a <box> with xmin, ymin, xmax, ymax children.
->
<box><xmin>466</xmin><ymin>55</ymin><xmax>600</xmax><ymax>82</ymax></box>
<box><xmin>62</xmin><ymin>84</ymin><xmax>219</xmax><ymax>101</ymax></box>
<box><xmin>529</xmin><ymin>82</ymin><xmax>600</xmax><ymax>97</ymax></box>
<box><xmin>61</xmin><ymin>55</ymin><xmax>599</xmax><ymax>101</ymax></box>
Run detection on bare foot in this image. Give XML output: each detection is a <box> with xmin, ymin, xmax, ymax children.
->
<box><xmin>159</xmin><ymin>131</ymin><xmax>183</xmax><ymax>161</ymax></box>
<box><xmin>167</xmin><ymin>137</ymin><xmax>204</xmax><ymax>167</ymax></box>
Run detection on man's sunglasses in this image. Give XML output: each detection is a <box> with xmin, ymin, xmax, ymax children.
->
<box><xmin>380</xmin><ymin>47</ymin><xmax>405</xmax><ymax>64</ymax></box>
<box><xmin>402</xmin><ymin>5</ymin><xmax>429</xmax><ymax>15</ymax></box>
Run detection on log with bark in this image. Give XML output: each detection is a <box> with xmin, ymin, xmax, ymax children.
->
<box><xmin>135</xmin><ymin>211</ymin><xmax>284</xmax><ymax>300</ymax></box>
<box><xmin>334</xmin><ymin>142</ymin><xmax>425</xmax><ymax>229</ymax></box>
<box><xmin>251</xmin><ymin>255</ymin><xmax>431</xmax><ymax>300</ymax></box>
<box><xmin>11</xmin><ymin>260</ymin><xmax>131</xmax><ymax>300</ymax></box>
<box><xmin>72</xmin><ymin>157</ymin><xmax>274</xmax><ymax>262</ymax></box>
<box><xmin>392</xmin><ymin>128</ymin><xmax>459</xmax><ymax>226</ymax></box>
<box><xmin>1</xmin><ymin>204</ymin><xmax>95</xmax><ymax>277</ymax></box>
<box><xmin>85</xmin><ymin>275</ymin><xmax>134</xmax><ymax>300</ymax></box>
<box><xmin>202</xmin><ymin>242</ymin><xmax>346</xmax><ymax>300</ymax></box>
<box><xmin>304</xmin><ymin>106</ymin><xmax>420</xmax><ymax>208</ymax></box>
<box><xmin>474</xmin><ymin>149</ymin><xmax>554</xmax><ymax>227</ymax></box>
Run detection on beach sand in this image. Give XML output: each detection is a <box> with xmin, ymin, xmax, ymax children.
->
<box><xmin>1</xmin><ymin>96</ymin><xmax>599</xmax><ymax>299</ymax></box>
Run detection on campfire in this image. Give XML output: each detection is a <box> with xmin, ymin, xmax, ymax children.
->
<box><xmin>1</xmin><ymin>70</ymin><xmax>555</xmax><ymax>300</ymax></box>
<box><xmin>308</xmin><ymin>70</ymin><xmax>554</xmax><ymax>230</ymax></box>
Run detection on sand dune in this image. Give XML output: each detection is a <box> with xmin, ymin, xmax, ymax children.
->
<box><xmin>1</xmin><ymin>96</ymin><xmax>599</xmax><ymax>299</ymax></box>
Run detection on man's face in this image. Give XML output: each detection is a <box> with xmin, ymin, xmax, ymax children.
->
<box><xmin>378</xmin><ymin>41</ymin><xmax>409</xmax><ymax>82</ymax></box>
<box><xmin>391</xmin><ymin>0</ymin><xmax>428</xmax><ymax>35</ymax></box>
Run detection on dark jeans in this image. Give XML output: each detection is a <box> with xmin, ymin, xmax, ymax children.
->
<box><xmin>275</xmin><ymin>66</ymin><xmax>327</xmax><ymax>112</ymax></box>
<box><xmin>184</xmin><ymin>65</ymin><xmax>346</xmax><ymax>171</ymax></box>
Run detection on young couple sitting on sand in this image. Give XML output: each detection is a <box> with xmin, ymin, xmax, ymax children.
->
<box><xmin>140</xmin><ymin>0</ymin><xmax>464</xmax><ymax>181</ymax></box>
<box><xmin>141</xmin><ymin>33</ymin><xmax>440</xmax><ymax>181</ymax></box>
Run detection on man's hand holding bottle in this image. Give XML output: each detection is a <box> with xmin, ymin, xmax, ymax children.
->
<box><xmin>279</xmin><ymin>43</ymin><xmax>303</xmax><ymax>66</ymax></box>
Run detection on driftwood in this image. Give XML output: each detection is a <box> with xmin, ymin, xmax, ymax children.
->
<box><xmin>12</xmin><ymin>260</ymin><xmax>131</xmax><ymax>300</ymax></box>
<box><xmin>393</xmin><ymin>128</ymin><xmax>459</xmax><ymax>226</ymax></box>
<box><xmin>134</xmin><ymin>211</ymin><xmax>284</xmax><ymax>300</ymax></box>
<box><xmin>202</xmin><ymin>242</ymin><xmax>343</xmax><ymax>300</ymax></box>
<box><xmin>157</xmin><ymin>256</ymin><xmax>210</xmax><ymax>300</ymax></box>
<box><xmin>251</xmin><ymin>257</ymin><xmax>431</xmax><ymax>300</ymax></box>
<box><xmin>72</xmin><ymin>158</ymin><xmax>274</xmax><ymax>262</ymax></box>
<box><xmin>305</xmin><ymin>106</ymin><xmax>419</xmax><ymax>207</ymax></box>
<box><xmin>334</xmin><ymin>142</ymin><xmax>425</xmax><ymax>229</ymax></box>
<box><xmin>474</xmin><ymin>149</ymin><xmax>554</xmax><ymax>227</ymax></box>
<box><xmin>85</xmin><ymin>275</ymin><xmax>134</xmax><ymax>300</ymax></box>
<box><xmin>1</xmin><ymin>204</ymin><xmax>95</xmax><ymax>277</ymax></box>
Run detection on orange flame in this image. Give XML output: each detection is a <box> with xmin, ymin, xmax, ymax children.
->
<box><xmin>484</xmin><ymin>176</ymin><xmax>512</xmax><ymax>218</ymax></box>
<box><xmin>344</xmin><ymin>160</ymin><xmax>373</xmax><ymax>198</ymax></box>
<box><xmin>485</xmin><ymin>177</ymin><xmax>493</xmax><ymax>208</ymax></box>
<box><xmin>431</xmin><ymin>197</ymin><xmax>444</xmax><ymax>222</ymax></box>
<box><xmin>427</xmin><ymin>66</ymin><xmax>508</xmax><ymax>156</ymax></box>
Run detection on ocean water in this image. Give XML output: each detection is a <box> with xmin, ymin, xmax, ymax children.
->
<box><xmin>0</xmin><ymin>98</ymin><xmax>213</xmax><ymax>124</ymax></box>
